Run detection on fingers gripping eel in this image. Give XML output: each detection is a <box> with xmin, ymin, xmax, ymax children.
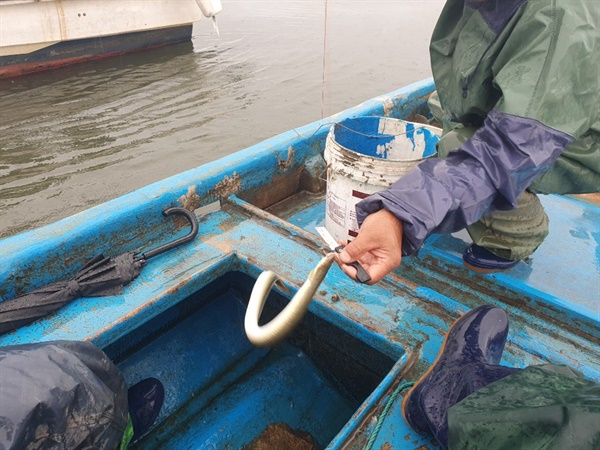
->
<box><xmin>244</xmin><ymin>253</ymin><xmax>336</xmax><ymax>347</ymax></box>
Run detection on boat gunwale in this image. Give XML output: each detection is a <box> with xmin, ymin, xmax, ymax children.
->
<box><xmin>0</xmin><ymin>78</ymin><xmax>437</xmax><ymax>301</ymax></box>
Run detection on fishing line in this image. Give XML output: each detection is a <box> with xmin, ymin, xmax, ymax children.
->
<box><xmin>320</xmin><ymin>0</ymin><xmax>329</xmax><ymax>120</ymax></box>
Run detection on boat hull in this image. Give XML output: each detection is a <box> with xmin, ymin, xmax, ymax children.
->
<box><xmin>0</xmin><ymin>25</ymin><xmax>193</xmax><ymax>78</ymax></box>
<box><xmin>0</xmin><ymin>0</ymin><xmax>205</xmax><ymax>78</ymax></box>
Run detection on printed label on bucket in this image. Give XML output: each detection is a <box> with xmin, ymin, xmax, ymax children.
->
<box><xmin>325</xmin><ymin>186</ymin><xmax>370</xmax><ymax>244</ymax></box>
<box><xmin>326</xmin><ymin>190</ymin><xmax>346</xmax><ymax>228</ymax></box>
<box><xmin>348</xmin><ymin>190</ymin><xmax>369</xmax><ymax>238</ymax></box>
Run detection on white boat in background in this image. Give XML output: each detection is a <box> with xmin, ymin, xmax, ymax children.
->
<box><xmin>0</xmin><ymin>0</ymin><xmax>222</xmax><ymax>78</ymax></box>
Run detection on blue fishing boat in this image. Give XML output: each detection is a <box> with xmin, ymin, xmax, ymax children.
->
<box><xmin>0</xmin><ymin>78</ymin><xmax>598</xmax><ymax>449</ymax></box>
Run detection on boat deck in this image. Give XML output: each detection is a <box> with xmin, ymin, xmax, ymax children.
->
<box><xmin>3</xmin><ymin>190</ymin><xmax>597</xmax><ymax>448</ymax></box>
<box><xmin>1</xmin><ymin>79</ymin><xmax>598</xmax><ymax>449</ymax></box>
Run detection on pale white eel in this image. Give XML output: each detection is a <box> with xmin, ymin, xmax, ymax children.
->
<box><xmin>244</xmin><ymin>253</ymin><xmax>335</xmax><ymax>347</ymax></box>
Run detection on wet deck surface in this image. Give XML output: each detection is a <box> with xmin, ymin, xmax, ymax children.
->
<box><xmin>0</xmin><ymin>189</ymin><xmax>598</xmax><ymax>449</ymax></box>
<box><xmin>268</xmin><ymin>191</ymin><xmax>600</xmax><ymax>448</ymax></box>
<box><xmin>1</xmin><ymin>74</ymin><xmax>597</xmax><ymax>448</ymax></box>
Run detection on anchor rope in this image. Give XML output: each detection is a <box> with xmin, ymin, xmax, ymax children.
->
<box><xmin>364</xmin><ymin>381</ymin><xmax>415</xmax><ymax>450</ymax></box>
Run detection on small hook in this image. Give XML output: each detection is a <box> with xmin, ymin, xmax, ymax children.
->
<box><xmin>136</xmin><ymin>207</ymin><xmax>199</xmax><ymax>262</ymax></box>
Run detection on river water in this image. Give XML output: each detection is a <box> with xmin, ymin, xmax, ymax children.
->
<box><xmin>0</xmin><ymin>0</ymin><xmax>444</xmax><ymax>239</ymax></box>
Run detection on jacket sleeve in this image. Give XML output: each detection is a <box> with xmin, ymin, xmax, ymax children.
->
<box><xmin>356</xmin><ymin>1</ymin><xmax>598</xmax><ymax>256</ymax></box>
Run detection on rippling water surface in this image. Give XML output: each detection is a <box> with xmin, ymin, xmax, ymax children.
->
<box><xmin>0</xmin><ymin>0</ymin><xmax>444</xmax><ymax>238</ymax></box>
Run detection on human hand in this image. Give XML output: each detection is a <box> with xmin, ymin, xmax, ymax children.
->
<box><xmin>336</xmin><ymin>209</ymin><xmax>403</xmax><ymax>284</ymax></box>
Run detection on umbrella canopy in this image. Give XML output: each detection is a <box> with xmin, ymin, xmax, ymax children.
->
<box><xmin>0</xmin><ymin>207</ymin><xmax>198</xmax><ymax>335</ymax></box>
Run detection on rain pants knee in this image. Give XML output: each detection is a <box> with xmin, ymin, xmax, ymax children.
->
<box><xmin>0</xmin><ymin>340</ymin><xmax>128</xmax><ymax>450</ymax></box>
<box><xmin>356</xmin><ymin>0</ymin><xmax>599</xmax><ymax>259</ymax></box>
<box><xmin>447</xmin><ymin>364</ymin><xmax>600</xmax><ymax>450</ymax></box>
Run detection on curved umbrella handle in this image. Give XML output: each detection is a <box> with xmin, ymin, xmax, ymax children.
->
<box><xmin>137</xmin><ymin>207</ymin><xmax>199</xmax><ymax>261</ymax></box>
<box><xmin>244</xmin><ymin>253</ymin><xmax>335</xmax><ymax>347</ymax></box>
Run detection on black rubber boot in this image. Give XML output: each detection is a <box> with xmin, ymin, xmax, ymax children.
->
<box><xmin>128</xmin><ymin>377</ymin><xmax>165</xmax><ymax>441</ymax></box>
<box><xmin>463</xmin><ymin>244</ymin><xmax>519</xmax><ymax>274</ymax></box>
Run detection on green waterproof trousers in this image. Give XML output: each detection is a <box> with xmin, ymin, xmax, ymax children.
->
<box><xmin>447</xmin><ymin>364</ymin><xmax>600</xmax><ymax>450</ymax></box>
<box><xmin>429</xmin><ymin>92</ymin><xmax>599</xmax><ymax>260</ymax></box>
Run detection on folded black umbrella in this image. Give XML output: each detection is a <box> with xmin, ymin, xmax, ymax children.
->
<box><xmin>0</xmin><ymin>207</ymin><xmax>198</xmax><ymax>335</ymax></box>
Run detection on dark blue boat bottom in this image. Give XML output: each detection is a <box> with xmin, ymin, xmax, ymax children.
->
<box><xmin>103</xmin><ymin>273</ymin><xmax>396</xmax><ymax>449</ymax></box>
<box><xmin>0</xmin><ymin>25</ymin><xmax>194</xmax><ymax>78</ymax></box>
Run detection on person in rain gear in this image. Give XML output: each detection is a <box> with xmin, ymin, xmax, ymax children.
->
<box><xmin>401</xmin><ymin>305</ymin><xmax>600</xmax><ymax>449</ymax></box>
<box><xmin>0</xmin><ymin>340</ymin><xmax>164</xmax><ymax>450</ymax></box>
<box><xmin>336</xmin><ymin>0</ymin><xmax>599</xmax><ymax>280</ymax></box>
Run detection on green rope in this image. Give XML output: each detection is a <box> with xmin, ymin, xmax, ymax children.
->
<box><xmin>364</xmin><ymin>381</ymin><xmax>415</xmax><ymax>450</ymax></box>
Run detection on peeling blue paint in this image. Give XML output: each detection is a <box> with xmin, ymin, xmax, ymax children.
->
<box><xmin>0</xmin><ymin>78</ymin><xmax>598</xmax><ymax>449</ymax></box>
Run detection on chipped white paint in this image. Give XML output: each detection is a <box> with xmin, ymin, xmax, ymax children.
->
<box><xmin>375</xmin><ymin>119</ymin><xmax>441</xmax><ymax>160</ymax></box>
<box><xmin>178</xmin><ymin>185</ymin><xmax>201</xmax><ymax>211</ymax></box>
<box><xmin>382</xmin><ymin>97</ymin><xmax>394</xmax><ymax>117</ymax></box>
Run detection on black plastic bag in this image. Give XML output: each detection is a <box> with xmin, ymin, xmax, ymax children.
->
<box><xmin>0</xmin><ymin>340</ymin><xmax>127</xmax><ymax>450</ymax></box>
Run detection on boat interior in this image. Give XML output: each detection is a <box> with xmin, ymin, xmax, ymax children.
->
<box><xmin>1</xmin><ymin>79</ymin><xmax>598</xmax><ymax>449</ymax></box>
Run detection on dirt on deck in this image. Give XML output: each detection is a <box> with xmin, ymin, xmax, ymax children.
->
<box><xmin>243</xmin><ymin>423</ymin><xmax>323</xmax><ymax>450</ymax></box>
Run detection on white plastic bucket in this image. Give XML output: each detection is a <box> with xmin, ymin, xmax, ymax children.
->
<box><xmin>324</xmin><ymin>116</ymin><xmax>441</xmax><ymax>244</ymax></box>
